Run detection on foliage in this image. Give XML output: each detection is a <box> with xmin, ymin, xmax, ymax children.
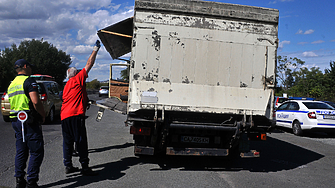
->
<box><xmin>120</xmin><ymin>68</ymin><xmax>129</xmax><ymax>82</ymax></box>
<box><xmin>276</xmin><ymin>59</ymin><xmax>335</xmax><ymax>102</ymax></box>
<box><xmin>0</xmin><ymin>39</ymin><xmax>71</xmax><ymax>90</ymax></box>
<box><xmin>276</xmin><ymin>56</ymin><xmax>305</xmax><ymax>91</ymax></box>
<box><xmin>86</xmin><ymin>79</ymin><xmax>101</xmax><ymax>89</ymax></box>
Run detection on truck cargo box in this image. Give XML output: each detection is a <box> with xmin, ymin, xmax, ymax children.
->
<box><xmin>98</xmin><ymin>0</ymin><xmax>279</xmax><ymax>156</ymax></box>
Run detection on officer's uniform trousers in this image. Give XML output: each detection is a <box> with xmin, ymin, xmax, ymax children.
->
<box><xmin>12</xmin><ymin>119</ymin><xmax>44</xmax><ymax>181</ymax></box>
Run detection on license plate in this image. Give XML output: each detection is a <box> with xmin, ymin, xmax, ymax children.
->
<box><xmin>181</xmin><ymin>136</ymin><xmax>209</xmax><ymax>144</ymax></box>
<box><xmin>323</xmin><ymin>115</ymin><xmax>335</xmax><ymax>120</ymax></box>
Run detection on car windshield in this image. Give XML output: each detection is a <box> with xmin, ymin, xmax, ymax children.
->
<box><xmin>101</xmin><ymin>86</ymin><xmax>108</xmax><ymax>89</ymax></box>
<box><xmin>37</xmin><ymin>83</ymin><xmax>46</xmax><ymax>94</ymax></box>
<box><xmin>278</xmin><ymin>98</ymin><xmax>288</xmax><ymax>103</ymax></box>
<box><xmin>302</xmin><ymin>102</ymin><xmax>335</xmax><ymax>110</ymax></box>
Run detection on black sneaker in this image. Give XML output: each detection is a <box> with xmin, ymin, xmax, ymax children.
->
<box><xmin>81</xmin><ymin>168</ymin><xmax>98</xmax><ymax>176</ymax></box>
<box><xmin>65</xmin><ymin>166</ymin><xmax>80</xmax><ymax>174</ymax></box>
<box><xmin>16</xmin><ymin>177</ymin><xmax>26</xmax><ymax>188</ymax></box>
<box><xmin>26</xmin><ymin>180</ymin><xmax>39</xmax><ymax>188</ymax></box>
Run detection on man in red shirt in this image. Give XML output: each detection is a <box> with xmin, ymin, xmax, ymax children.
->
<box><xmin>61</xmin><ymin>40</ymin><xmax>100</xmax><ymax>176</ymax></box>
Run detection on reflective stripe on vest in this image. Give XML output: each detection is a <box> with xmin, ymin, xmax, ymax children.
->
<box><xmin>8</xmin><ymin>76</ymin><xmax>30</xmax><ymax>118</ymax></box>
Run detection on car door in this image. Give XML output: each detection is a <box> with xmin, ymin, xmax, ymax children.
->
<box><xmin>286</xmin><ymin>101</ymin><xmax>300</xmax><ymax>127</ymax></box>
<box><xmin>276</xmin><ymin>102</ymin><xmax>289</xmax><ymax>127</ymax></box>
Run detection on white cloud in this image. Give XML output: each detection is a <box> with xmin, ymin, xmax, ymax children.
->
<box><xmin>311</xmin><ymin>40</ymin><xmax>324</xmax><ymax>44</ymax></box>
<box><xmin>269</xmin><ymin>0</ymin><xmax>294</xmax><ymax>4</ymax></box>
<box><xmin>92</xmin><ymin>62</ymin><xmax>110</xmax><ymax>71</ymax></box>
<box><xmin>302</xmin><ymin>51</ymin><xmax>318</xmax><ymax>57</ymax></box>
<box><xmin>298</xmin><ymin>42</ymin><xmax>308</xmax><ymax>45</ymax></box>
<box><xmin>296</xmin><ymin>29</ymin><xmax>314</xmax><ymax>35</ymax></box>
<box><xmin>304</xmin><ymin>29</ymin><xmax>314</xmax><ymax>34</ymax></box>
<box><xmin>279</xmin><ymin>40</ymin><xmax>290</xmax><ymax>49</ymax></box>
<box><xmin>296</xmin><ymin>29</ymin><xmax>303</xmax><ymax>34</ymax></box>
<box><xmin>72</xmin><ymin>45</ymin><xmax>92</xmax><ymax>54</ymax></box>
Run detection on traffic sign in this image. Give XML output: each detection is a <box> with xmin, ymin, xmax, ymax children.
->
<box><xmin>17</xmin><ymin>111</ymin><xmax>28</xmax><ymax>142</ymax></box>
<box><xmin>18</xmin><ymin>111</ymin><xmax>28</xmax><ymax>122</ymax></box>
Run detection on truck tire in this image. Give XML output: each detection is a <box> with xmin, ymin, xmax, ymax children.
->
<box><xmin>292</xmin><ymin>121</ymin><xmax>303</xmax><ymax>136</ymax></box>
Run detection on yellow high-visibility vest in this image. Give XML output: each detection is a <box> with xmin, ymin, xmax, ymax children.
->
<box><xmin>8</xmin><ymin>76</ymin><xmax>30</xmax><ymax>118</ymax></box>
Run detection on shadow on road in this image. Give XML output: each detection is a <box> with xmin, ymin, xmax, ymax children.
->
<box><xmin>88</xmin><ymin>142</ymin><xmax>134</xmax><ymax>153</ymax></box>
<box><xmin>136</xmin><ymin>135</ymin><xmax>324</xmax><ymax>173</ymax></box>
<box><xmin>41</xmin><ymin>132</ymin><xmax>324</xmax><ymax>187</ymax></box>
<box><xmin>276</xmin><ymin>127</ymin><xmax>335</xmax><ymax>138</ymax></box>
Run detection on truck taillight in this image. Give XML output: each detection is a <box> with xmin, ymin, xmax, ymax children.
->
<box><xmin>248</xmin><ymin>133</ymin><xmax>266</xmax><ymax>141</ymax></box>
<box><xmin>130</xmin><ymin>126</ymin><xmax>151</xmax><ymax>136</ymax></box>
<box><xmin>308</xmin><ymin>112</ymin><xmax>316</xmax><ymax>119</ymax></box>
<box><xmin>1</xmin><ymin>92</ymin><xmax>6</xmax><ymax>100</ymax></box>
<box><xmin>40</xmin><ymin>94</ymin><xmax>47</xmax><ymax>101</ymax></box>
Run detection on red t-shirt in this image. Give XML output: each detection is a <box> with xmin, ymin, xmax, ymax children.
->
<box><xmin>61</xmin><ymin>69</ymin><xmax>88</xmax><ymax>120</ymax></box>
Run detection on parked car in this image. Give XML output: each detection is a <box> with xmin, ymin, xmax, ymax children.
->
<box><xmin>275</xmin><ymin>100</ymin><xmax>335</xmax><ymax>136</ymax></box>
<box><xmin>1</xmin><ymin>92</ymin><xmax>10</xmax><ymax>122</ymax></box>
<box><xmin>30</xmin><ymin>74</ymin><xmax>55</xmax><ymax>81</ymax></box>
<box><xmin>99</xmin><ymin>86</ymin><xmax>109</xmax><ymax>97</ymax></box>
<box><xmin>274</xmin><ymin>96</ymin><xmax>289</xmax><ymax>109</ymax></box>
<box><xmin>1</xmin><ymin>80</ymin><xmax>62</xmax><ymax>123</ymax></box>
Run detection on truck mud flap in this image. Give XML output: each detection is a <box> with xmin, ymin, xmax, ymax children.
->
<box><xmin>134</xmin><ymin>146</ymin><xmax>154</xmax><ymax>155</ymax></box>
<box><xmin>166</xmin><ymin>147</ymin><xmax>228</xmax><ymax>156</ymax></box>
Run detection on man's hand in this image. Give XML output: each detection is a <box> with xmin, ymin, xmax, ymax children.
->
<box><xmin>93</xmin><ymin>40</ymin><xmax>101</xmax><ymax>51</ymax></box>
<box><xmin>87</xmin><ymin>100</ymin><xmax>93</xmax><ymax>110</ymax></box>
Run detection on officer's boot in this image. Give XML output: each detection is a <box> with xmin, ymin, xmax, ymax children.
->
<box><xmin>16</xmin><ymin>177</ymin><xmax>26</xmax><ymax>188</ymax></box>
<box><xmin>26</xmin><ymin>179</ymin><xmax>39</xmax><ymax>188</ymax></box>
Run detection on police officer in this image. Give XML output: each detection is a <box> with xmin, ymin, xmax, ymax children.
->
<box><xmin>8</xmin><ymin>59</ymin><xmax>46</xmax><ymax>188</ymax></box>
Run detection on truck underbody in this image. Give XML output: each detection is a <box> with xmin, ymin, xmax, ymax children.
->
<box><xmin>127</xmin><ymin>109</ymin><xmax>274</xmax><ymax>157</ymax></box>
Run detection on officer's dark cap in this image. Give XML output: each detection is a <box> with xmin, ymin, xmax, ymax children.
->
<box><xmin>14</xmin><ymin>59</ymin><xmax>35</xmax><ymax>69</ymax></box>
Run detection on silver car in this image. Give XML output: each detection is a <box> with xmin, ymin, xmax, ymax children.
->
<box><xmin>99</xmin><ymin>86</ymin><xmax>109</xmax><ymax>97</ymax></box>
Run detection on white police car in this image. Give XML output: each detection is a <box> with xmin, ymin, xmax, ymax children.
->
<box><xmin>275</xmin><ymin>100</ymin><xmax>335</xmax><ymax>136</ymax></box>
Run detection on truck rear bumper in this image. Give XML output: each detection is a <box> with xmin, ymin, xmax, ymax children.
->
<box><xmin>134</xmin><ymin>146</ymin><xmax>229</xmax><ymax>156</ymax></box>
<box><xmin>166</xmin><ymin>147</ymin><xmax>228</xmax><ymax>156</ymax></box>
<box><xmin>134</xmin><ymin>146</ymin><xmax>155</xmax><ymax>155</ymax></box>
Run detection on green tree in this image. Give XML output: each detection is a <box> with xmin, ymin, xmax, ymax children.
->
<box><xmin>0</xmin><ymin>39</ymin><xmax>71</xmax><ymax>90</ymax></box>
<box><xmin>0</xmin><ymin>46</ymin><xmax>18</xmax><ymax>90</ymax></box>
<box><xmin>276</xmin><ymin>56</ymin><xmax>305</xmax><ymax>92</ymax></box>
<box><xmin>86</xmin><ymin>79</ymin><xmax>101</xmax><ymax>89</ymax></box>
<box><xmin>289</xmin><ymin>67</ymin><xmax>325</xmax><ymax>99</ymax></box>
<box><xmin>120</xmin><ymin>68</ymin><xmax>129</xmax><ymax>82</ymax></box>
<box><xmin>323</xmin><ymin>61</ymin><xmax>335</xmax><ymax>101</ymax></box>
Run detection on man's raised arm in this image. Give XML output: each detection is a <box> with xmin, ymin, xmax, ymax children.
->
<box><xmin>84</xmin><ymin>40</ymin><xmax>101</xmax><ymax>73</ymax></box>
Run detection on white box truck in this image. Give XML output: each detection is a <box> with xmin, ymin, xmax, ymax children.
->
<box><xmin>98</xmin><ymin>0</ymin><xmax>279</xmax><ymax>157</ymax></box>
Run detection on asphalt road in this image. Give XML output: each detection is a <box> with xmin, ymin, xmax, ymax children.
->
<box><xmin>1</xmin><ymin>94</ymin><xmax>335</xmax><ymax>187</ymax></box>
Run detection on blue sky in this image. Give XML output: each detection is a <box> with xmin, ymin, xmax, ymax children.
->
<box><xmin>0</xmin><ymin>0</ymin><xmax>334</xmax><ymax>81</ymax></box>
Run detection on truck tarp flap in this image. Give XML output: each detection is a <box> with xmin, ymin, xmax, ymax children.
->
<box><xmin>97</xmin><ymin>17</ymin><xmax>133</xmax><ymax>59</ymax></box>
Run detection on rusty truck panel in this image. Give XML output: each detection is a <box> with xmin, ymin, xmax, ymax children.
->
<box><xmin>129</xmin><ymin>0</ymin><xmax>278</xmax><ymax>118</ymax></box>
